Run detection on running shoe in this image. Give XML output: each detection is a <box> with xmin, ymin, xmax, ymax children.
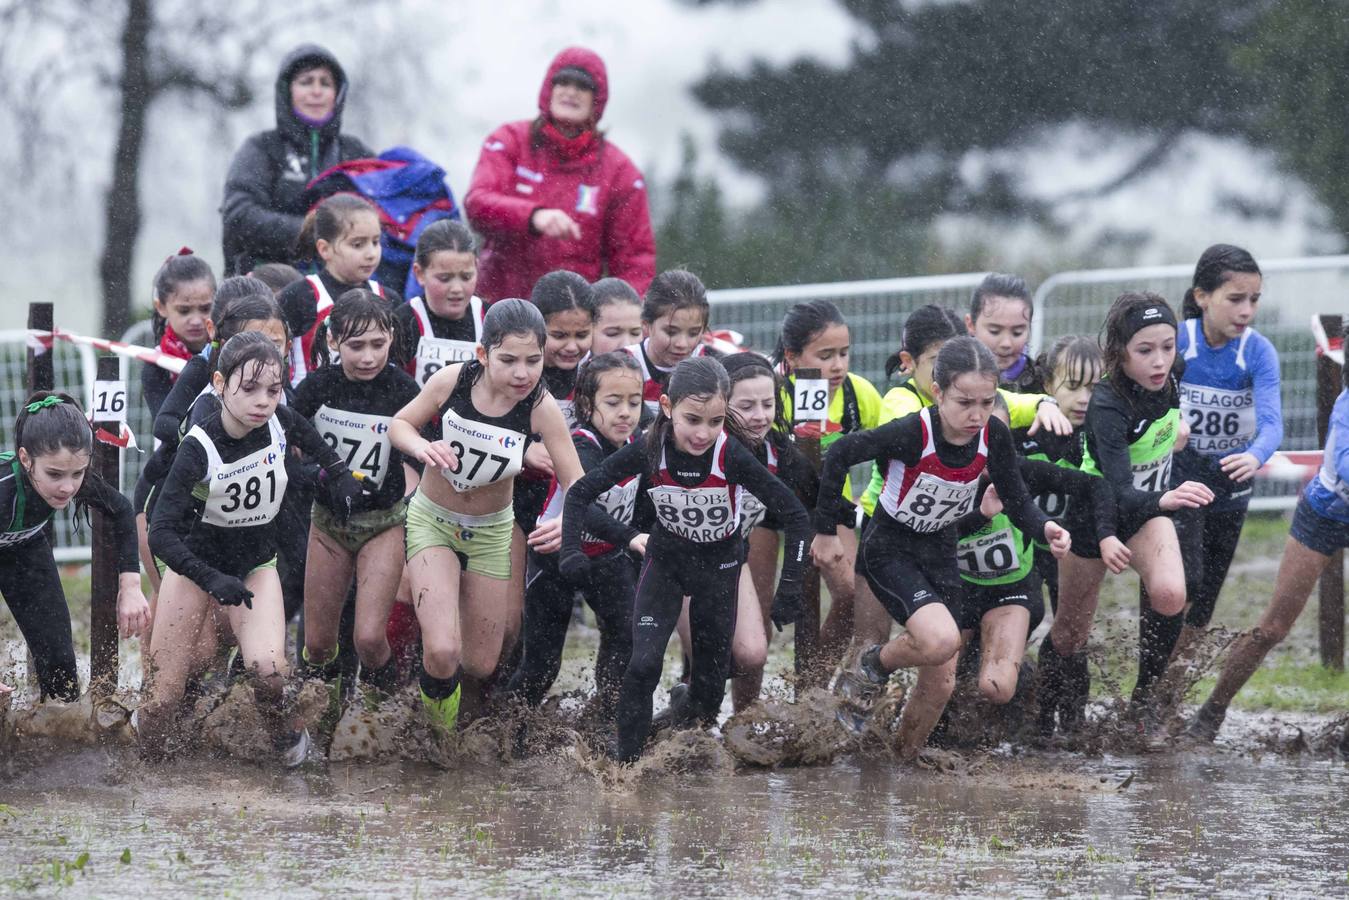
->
<box><xmin>1182</xmin><ymin>702</ymin><xmax>1225</xmax><ymax>745</ymax></box>
<box><xmin>421</xmin><ymin>684</ymin><xmax>462</xmax><ymax>735</ymax></box>
<box><xmin>649</xmin><ymin>683</ymin><xmax>692</xmax><ymax>734</ymax></box>
<box><xmin>279</xmin><ymin>729</ymin><xmax>310</xmax><ymax>768</ymax></box>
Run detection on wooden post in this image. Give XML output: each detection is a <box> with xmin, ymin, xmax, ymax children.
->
<box><xmin>1316</xmin><ymin>314</ymin><xmax>1344</xmax><ymax>671</ymax></box>
<box><xmin>89</xmin><ymin>356</ymin><xmax>124</xmax><ymax>696</ymax></box>
<box><xmin>791</xmin><ymin>367</ymin><xmax>825</xmax><ymax>693</ymax></box>
<box><xmin>25</xmin><ymin>302</ymin><xmax>54</xmax><ymax>396</ymax></box>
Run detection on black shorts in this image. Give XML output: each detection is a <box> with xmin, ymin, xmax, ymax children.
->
<box><xmin>953</xmin><ymin>571</ymin><xmax>1044</xmax><ymax>635</ymax></box>
<box><xmin>856</xmin><ymin>516</ymin><xmax>961</xmax><ymax>626</ymax></box>
<box><xmin>1065</xmin><ymin>510</ymin><xmax>1160</xmax><ymax>560</ymax></box>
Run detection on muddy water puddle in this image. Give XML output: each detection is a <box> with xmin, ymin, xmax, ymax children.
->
<box><xmin>3</xmin><ymin>743</ymin><xmax>1347</xmax><ymax>897</ymax></box>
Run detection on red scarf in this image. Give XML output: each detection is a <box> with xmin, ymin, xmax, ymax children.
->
<box><xmin>540</xmin><ymin>121</ymin><xmax>597</xmax><ymax>162</ymax></box>
<box><xmin>158</xmin><ymin>325</ymin><xmax>194</xmax><ymax>381</ymax></box>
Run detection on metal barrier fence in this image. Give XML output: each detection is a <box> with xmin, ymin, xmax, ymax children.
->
<box><xmin>29</xmin><ymin>256</ymin><xmax>1349</xmax><ymax>560</ymax></box>
<box><xmin>1033</xmin><ymin>256</ymin><xmax>1349</xmax><ymax>510</ymax></box>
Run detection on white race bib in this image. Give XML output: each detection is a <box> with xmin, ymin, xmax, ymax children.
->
<box><xmin>415</xmin><ymin>336</ymin><xmax>479</xmax><ymax>387</ymax></box>
<box><xmin>1131</xmin><ymin>454</ymin><xmax>1173</xmax><ymax>492</ymax></box>
<box><xmin>649</xmin><ymin>485</ymin><xmax>737</xmax><ymax>542</ymax></box>
<box><xmin>1180</xmin><ymin>384</ymin><xmax>1257</xmax><ymax>455</ymax></box>
<box><xmin>439</xmin><ymin>409</ymin><xmax>525</xmax><ymax>493</ymax></box>
<box><xmin>193</xmin><ymin>420</ymin><xmax>289</xmax><ymax>528</ymax></box>
<box><xmin>889</xmin><ymin>472</ymin><xmax>977</xmax><ymax>534</ymax></box>
<box><xmin>315</xmin><ymin>405</ymin><xmax>393</xmax><ymax>488</ymax></box>
<box><xmin>957</xmin><ymin>526</ymin><xmax>1020</xmax><ymax>578</ymax></box>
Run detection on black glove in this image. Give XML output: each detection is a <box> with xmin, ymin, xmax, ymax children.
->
<box><xmin>558</xmin><ymin>550</ymin><xmax>590</xmax><ymax>583</ymax></box>
<box><xmin>203</xmin><ymin>571</ymin><xmax>253</xmax><ymax>609</ymax></box>
<box><xmin>322</xmin><ymin>469</ymin><xmax>366</xmax><ymax>524</ymax></box>
<box><xmin>770</xmin><ymin>581</ymin><xmax>804</xmax><ymax>632</ymax></box>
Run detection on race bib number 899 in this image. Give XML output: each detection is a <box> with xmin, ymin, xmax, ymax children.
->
<box><xmin>650</xmin><ymin>486</ymin><xmax>737</xmax><ymax>542</ymax></box>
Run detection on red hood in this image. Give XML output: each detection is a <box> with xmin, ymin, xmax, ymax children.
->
<box><xmin>537</xmin><ymin>47</ymin><xmax>609</xmax><ymax>125</ymax></box>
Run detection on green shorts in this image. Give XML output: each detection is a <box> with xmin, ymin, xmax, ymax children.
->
<box><xmin>312</xmin><ymin>499</ymin><xmax>408</xmax><ymax>554</ymax></box>
<box><xmin>404</xmin><ymin>491</ymin><xmax>513</xmax><ymax>580</ymax></box>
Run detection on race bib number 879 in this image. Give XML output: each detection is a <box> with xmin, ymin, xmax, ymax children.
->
<box><xmin>892</xmin><ymin>474</ymin><xmax>976</xmax><ymax>534</ymax></box>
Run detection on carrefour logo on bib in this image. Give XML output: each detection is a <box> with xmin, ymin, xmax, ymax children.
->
<box><xmin>264</xmin><ymin>452</ymin><xmax>277</xmax><ymax>465</ymax></box>
<box><xmin>371</xmin><ymin>422</ymin><xmax>388</xmax><ymax>434</ymax></box>
<box><xmin>499</xmin><ymin>435</ymin><xmax>517</xmax><ymax>449</ymax></box>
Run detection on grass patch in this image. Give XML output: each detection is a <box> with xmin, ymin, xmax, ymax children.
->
<box><xmin>1188</xmin><ymin>660</ymin><xmax>1349</xmax><ymax>713</ymax></box>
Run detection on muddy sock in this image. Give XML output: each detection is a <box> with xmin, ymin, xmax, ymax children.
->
<box><xmin>1132</xmin><ymin>609</ymin><xmax>1183</xmax><ymax>707</ymax></box>
<box><xmin>419</xmin><ymin>667</ymin><xmax>461</xmax><ymax>702</ymax></box>
<box><xmin>362</xmin><ymin>656</ymin><xmax>400</xmax><ymax>696</ymax></box>
<box><xmin>1036</xmin><ymin>634</ymin><xmax>1064</xmax><ymax>736</ymax></box>
<box><xmin>299</xmin><ymin>646</ymin><xmax>341</xmax><ymax>681</ymax></box>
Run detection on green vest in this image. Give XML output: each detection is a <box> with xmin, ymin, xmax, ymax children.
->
<box><xmin>957</xmin><ymin>511</ymin><xmax>1035</xmax><ymax>586</ymax></box>
<box><xmin>1081</xmin><ymin>408</ymin><xmax>1179</xmax><ymax>493</ymax></box>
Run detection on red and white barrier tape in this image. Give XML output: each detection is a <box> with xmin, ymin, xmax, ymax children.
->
<box><xmin>27</xmin><ymin>328</ymin><xmax>187</xmax><ymax>375</ymax></box>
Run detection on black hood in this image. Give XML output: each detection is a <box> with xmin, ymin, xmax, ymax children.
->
<box><xmin>274</xmin><ymin>43</ymin><xmax>350</xmax><ymax>149</ymax></box>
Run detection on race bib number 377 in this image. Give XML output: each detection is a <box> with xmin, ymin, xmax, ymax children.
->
<box><xmin>439</xmin><ymin>410</ymin><xmax>525</xmax><ymax>493</ymax></box>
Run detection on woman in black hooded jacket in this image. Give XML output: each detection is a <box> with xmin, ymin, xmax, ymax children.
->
<box><xmin>221</xmin><ymin>44</ymin><xmax>372</xmax><ymax>275</ymax></box>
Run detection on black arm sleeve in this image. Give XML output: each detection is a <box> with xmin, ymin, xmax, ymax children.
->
<box><xmin>1019</xmin><ymin>458</ymin><xmax>1118</xmax><ymax>543</ymax></box>
<box><xmin>724</xmin><ymin>439</ymin><xmax>812</xmax><ymax>586</ymax></box>
<box><xmin>147</xmin><ymin>438</ymin><xmax>215</xmax><ymax>587</ymax></box>
<box><xmin>79</xmin><ymin>473</ymin><xmax>139</xmax><ymax>573</ymax></box>
<box><xmin>573</xmin><ymin>438</ymin><xmax>641</xmax><ymax>550</ymax></box>
<box><xmin>985</xmin><ymin>420</ymin><xmax>1050</xmax><ymax>543</ymax></box>
<box><xmin>561</xmin><ymin>440</ymin><xmax>647</xmax><ymax>563</ymax></box>
<box><xmin>815</xmin><ymin>417</ymin><xmax>922</xmax><ymax>535</ymax></box>
<box><xmin>153</xmin><ymin>356</ymin><xmax>211</xmax><ymax>447</ymax></box>
<box><xmin>1090</xmin><ymin>393</ymin><xmax>1164</xmax><ymax>522</ymax></box>
<box><xmin>288</xmin><ymin>369</ymin><xmax>324</xmax><ymax>419</ymax></box>
<box><xmin>142</xmin><ymin>364</ymin><xmax>174</xmax><ymax>420</ymax></box>
<box><xmin>275</xmin><ymin>405</ymin><xmax>347</xmax><ymax>477</ymax></box>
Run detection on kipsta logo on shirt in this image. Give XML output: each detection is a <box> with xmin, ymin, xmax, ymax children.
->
<box><xmin>576</xmin><ymin>184</ymin><xmax>599</xmax><ymax>215</ymax></box>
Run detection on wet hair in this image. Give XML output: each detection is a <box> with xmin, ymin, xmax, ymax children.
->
<box><xmin>1100</xmin><ymin>292</ymin><xmax>1178</xmax><ymax>391</ymax></box>
<box><xmin>1039</xmin><ymin>335</ymin><xmax>1103</xmax><ymax>391</ymax></box>
<box><xmin>772</xmin><ymin>300</ymin><xmax>846</xmax><ymax>369</ymax></box>
<box><xmin>886</xmin><ymin>305</ymin><xmax>965</xmax><ymax>378</ymax></box>
<box><xmin>207</xmin><ymin>291</ymin><xmax>287</xmax><ymax>371</ymax></box>
<box><xmin>642</xmin><ymin>269</ymin><xmax>710</xmax><ymax>329</ymax></box>
<box><xmin>932</xmin><ymin>336</ymin><xmax>999</xmax><ymax>392</ymax></box>
<box><xmin>295</xmin><ymin>193</ymin><xmax>380</xmax><ymax>262</ymax></box>
<box><xmin>481</xmin><ymin>298</ymin><xmax>546</xmax><ymax>352</ymax></box>
<box><xmin>591</xmin><ymin>277</ymin><xmax>641</xmax><ymax>312</ymax></box>
<box><xmin>573</xmin><ymin>351</ymin><xmax>642</xmax><ymax>428</ymax></box>
<box><xmin>151</xmin><ymin>249</ymin><xmax>216</xmax><ymax>342</ymax></box>
<box><xmin>1182</xmin><ymin>244</ymin><xmax>1261</xmax><ymax>320</ymax></box>
<box><xmin>216</xmin><ymin>331</ymin><xmax>285</xmax><ymax>389</ymax></box>
<box><xmin>722</xmin><ymin>351</ymin><xmax>791</xmax><ymax>449</ymax></box>
<box><xmin>213</xmin><ymin>276</ymin><xmax>274</xmax><ymax>314</ymax></box>
<box><xmin>531</xmin><ymin>270</ymin><xmax>596</xmax><ymax>320</ymax></box>
<box><xmin>249</xmin><ymin>263</ymin><xmax>304</xmax><ymax>295</ymax></box>
<box><xmin>644</xmin><ymin>356</ymin><xmax>749</xmax><ymax>472</ymax></box>
<box><xmin>15</xmin><ymin>392</ymin><xmax>92</xmax><ymax>459</ymax></box>
<box><xmin>969</xmin><ymin>273</ymin><xmax>1032</xmax><ymax>323</ymax></box>
<box><xmin>318</xmin><ymin>288</ymin><xmax>393</xmax><ymax>370</ymax></box>
<box><xmin>414</xmin><ymin>220</ymin><xmax>478</xmax><ymax>269</ymax></box>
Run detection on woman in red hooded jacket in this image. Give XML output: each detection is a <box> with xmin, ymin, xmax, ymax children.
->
<box><xmin>465</xmin><ymin>47</ymin><xmax>657</xmax><ymax>302</ymax></box>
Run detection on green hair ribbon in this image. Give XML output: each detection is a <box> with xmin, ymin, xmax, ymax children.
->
<box><xmin>24</xmin><ymin>396</ymin><xmax>64</xmax><ymax>414</ymax></box>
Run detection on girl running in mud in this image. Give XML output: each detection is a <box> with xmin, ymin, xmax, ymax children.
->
<box><xmin>813</xmin><ymin>337</ymin><xmax>1071</xmax><ymax>759</ymax></box>
<box><xmin>773</xmin><ymin>300</ymin><xmax>880</xmax><ymax>671</ymax></box>
<box><xmin>589</xmin><ymin>278</ymin><xmax>644</xmax><ymax>356</ymax></box>
<box><xmin>1013</xmin><ymin>336</ymin><xmax>1104</xmax><ymax>617</ymax></box>
<box><xmin>392</xmin><ymin>220</ymin><xmax>485</xmax><ymax>387</ymax></box>
<box><xmin>143</xmin><ymin>333</ymin><xmax>364</xmax><ymax>764</ymax></box>
<box><xmin>390</xmin><ymin>300</ymin><xmax>582</xmax><ymax>735</ymax></box>
<box><xmin>1168</xmin><ymin>245</ymin><xmax>1280</xmax><ymax>659</ymax></box>
<box><xmin>625</xmin><ymin>269</ymin><xmax>718</xmax><ymax>417</ymax></box>
<box><xmin>559</xmin><ymin>356</ymin><xmax>811</xmax><ymax>763</ymax></box>
<box><xmin>0</xmin><ymin>394</ymin><xmax>148</xmax><ymax>702</ymax></box>
<box><xmin>1038</xmin><ymin>293</ymin><xmax>1214</xmax><ymax>737</ymax></box>
<box><xmin>1185</xmin><ymin>324</ymin><xmax>1340</xmax><ymax>746</ymax></box>
<box><xmin>506</xmin><ymin>351</ymin><xmax>646</xmax><ymax>719</ymax></box>
<box><xmin>952</xmin><ymin>394</ymin><xmax>1117</xmax><ymax>713</ymax></box>
<box><xmin>966</xmin><ymin>273</ymin><xmax>1044</xmax><ymax>393</ymax></box>
<box><xmin>836</xmin><ymin>306</ymin><xmax>1070</xmax><ymax>712</ymax></box>
<box><xmin>279</xmin><ymin>193</ymin><xmax>399</xmax><ymax>388</ymax></box>
<box><xmin>292</xmin><ymin>290</ymin><xmax>420</xmax><ymax>700</ymax></box>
